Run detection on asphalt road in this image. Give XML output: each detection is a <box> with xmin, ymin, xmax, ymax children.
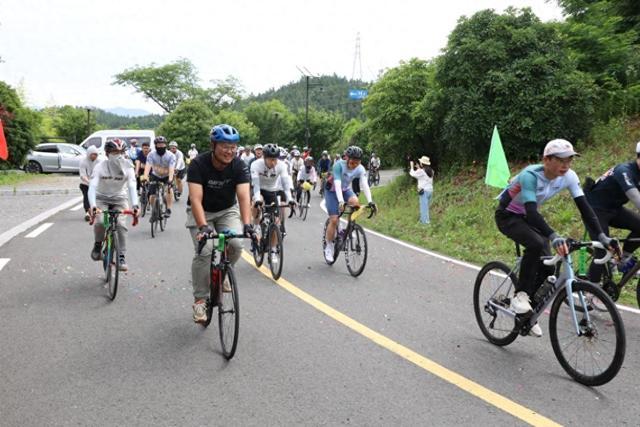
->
<box><xmin>1</xmin><ymin>185</ymin><xmax>639</xmax><ymax>426</ymax></box>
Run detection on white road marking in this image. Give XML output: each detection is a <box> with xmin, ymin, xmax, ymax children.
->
<box><xmin>70</xmin><ymin>203</ymin><xmax>84</xmax><ymax>211</ymax></box>
<box><xmin>25</xmin><ymin>222</ymin><xmax>54</xmax><ymax>238</ymax></box>
<box><xmin>320</xmin><ymin>199</ymin><xmax>640</xmax><ymax>315</ymax></box>
<box><xmin>0</xmin><ymin>196</ymin><xmax>82</xmax><ymax>248</ymax></box>
<box><xmin>0</xmin><ymin>258</ymin><xmax>9</xmax><ymax>272</ymax></box>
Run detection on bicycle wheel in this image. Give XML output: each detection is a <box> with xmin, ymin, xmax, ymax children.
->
<box><xmin>345</xmin><ymin>224</ymin><xmax>367</xmax><ymax>277</ymax></box>
<box><xmin>252</xmin><ymin>225</ymin><xmax>265</xmax><ymax>267</ymax></box>
<box><xmin>151</xmin><ymin>200</ymin><xmax>159</xmax><ymax>238</ymax></box>
<box><xmin>218</xmin><ymin>267</ymin><xmax>239</xmax><ymax>360</ymax></box>
<box><xmin>571</xmin><ymin>248</ymin><xmax>619</xmax><ymax>312</ymax></box>
<box><xmin>173</xmin><ymin>183</ymin><xmax>180</xmax><ymax>202</ymax></box>
<box><xmin>549</xmin><ymin>280</ymin><xmax>625</xmax><ymax>386</ymax></box>
<box><xmin>301</xmin><ymin>191</ymin><xmax>310</xmax><ymax>221</ymax></box>
<box><xmin>267</xmin><ymin>224</ymin><xmax>284</xmax><ymax>280</ymax></box>
<box><xmin>473</xmin><ymin>261</ymin><xmax>519</xmax><ymax>346</ymax></box>
<box><xmin>374</xmin><ymin>171</ymin><xmax>380</xmax><ymax>185</ymax></box>
<box><xmin>322</xmin><ymin>218</ymin><xmax>337</xmax><ymax>266</ymax></box>
<box><xmin>140</xmin><ymin>189</ymin><xmax>148</xmax><ymax>218</ymax></box>
<box><xmin>159</xmin><ymin>195</ymin><xmax>166</xmax><ymax>232</ymax></box>
<box><xmin>107</xmin><ymin>232</ymin><xmax>119</xmax><ymax>301</ymax></box>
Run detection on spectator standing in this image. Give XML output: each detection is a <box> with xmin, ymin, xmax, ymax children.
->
<box><xmin>79</xmin><ymin>146</ymin><xmax>102</xmax><ymax>221</ymax></box>
<box><xmin>409</xmin><ymin>156</ymin><xmax>434</xmax><ymax>224</ymax></box>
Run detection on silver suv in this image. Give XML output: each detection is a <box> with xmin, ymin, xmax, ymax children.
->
<box><xmin>24</xmin><ymin>143</ymin><xmax>86</xmax><ymax>173</ymax></box>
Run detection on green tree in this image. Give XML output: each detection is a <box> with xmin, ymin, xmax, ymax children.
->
<box><xmin>432</xmin><ymin>8</ymin><xmax>596</xmax><ymax>164</ymax></box>
<box><xmin>157</xmin><ymin>99</ymin><xmax>215</xmax><ymax>152</ymax></box>
<box><xmin>210</xmin><ymin>109</ymin><xmax>259</xmax><ymax>147</ymax></box>
<box><xmin>53</xmin><ymin>105</ymin><xmax>96</xmax><ymax>143</ymax></box>
<box><xmin>0</xmin><ymin>81</ymin><xmax>41</xmax><ymax>168</ymax></box>
<box><xmin>362</xmin><ymin>58</ymin><xmax>437</xmax><ymax>166</ymax></box>
<box><xmin>113</xmin><ymin>58</ymin><xmax>200</xmax><ymax>113</ymax></box>
<box><xmin>290</xmin><ymin>108</ymin><xmax>344</xmax><ymax>155</ymax></box>
<box><xmin>243</xmin><ymin>99</ymin><xmax>294</xmax><ymax>146</ymax></box>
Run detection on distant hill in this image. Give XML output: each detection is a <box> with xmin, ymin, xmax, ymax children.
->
<box><xmin>243</xmin><ymin>74</ymin><xmax>370</xmax><ymax>119</ymax></box>
<box><xmin>105</xmin><ymin>107</ymin><xmax>153</xmax><ymax>117</ymax></box>
<box><xmin>94</xmin><ymin>109</ymin><xmax>164</xmax><ymax>129</ymax></box>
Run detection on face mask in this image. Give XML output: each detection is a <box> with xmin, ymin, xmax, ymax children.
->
<box><xmin>108</xmin><ymin>153</ymin><xmax>125</xmax><ymax>174</ymax></box>
<box><xmin>156</xmin><ymin>147</ymin><xmax>166</xmax><ymax>155</ymax></box>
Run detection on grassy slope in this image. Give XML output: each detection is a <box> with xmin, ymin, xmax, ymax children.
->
<box><xmin>360</xmin><ymin>118</ymin><xmax>640</xmax><ymax>306</ymax></box>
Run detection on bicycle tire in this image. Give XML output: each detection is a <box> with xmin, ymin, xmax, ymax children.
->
<box><xmin>107</xmin><ymin>232</ymin><xmax>119</xmax><ymax>301</ymax></box>
<box><xmin>159</xmin><ymin>195</ymin><xmax>166</xmax><ymax>232</ymax></box>
<box><xmin>345</xmin><ymin>223</ymin><xmax>367</xmax><ymax>277</ymax></box>
<box><xmin>616</xmin><ymin>261</ymin><xmax>640</xmax><ymax>308</ymax></box>
<box><xmin>219</xmin><ymin>267</ymin><xmax>239</xmax><ymax>360</ymax></box>
<box><xmin>151</xmin><ymin>200</ymin><xmax>159</xmax><ymax>238</ymax></box>
<box><xmin>473</xmin><ymin>261</ymin><xmax>519</xmax><ymax>346</ymax></box>
<box><xmin>252</xmin><ymin>226</ymin><xmax>265</xmax><ymax>267</ymax></box>
<box><xmin>549</xmin><ymin>279</ymin><xmax>625</xmax><ymax>386</ymax></box>
<box><xmin>374</xmin><ymin>171</ymin><xmax>380</xmax><ymax>186</ymax></box>
<box><xmin>268</xmin><ymin>224</ymin><xmax>284</xmax><ymax>280</ymax></box>
<box><xmin>301</xmin><ymin>191</ymin><xmax>310</xmax><ymax>221</ymax></box>
<box><xmin>140</xmin><ymin>190</ymin><xmax>148</xmax><ymax>218</ymax></box>
<box><xmin>322</xmin><ymin>218</ymin><xmax>338</xmax><ymax>266</ymax></box>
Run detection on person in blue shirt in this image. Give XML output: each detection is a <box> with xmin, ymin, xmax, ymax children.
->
<box><xmin>323</xmin><ymin>145</ymin><xmax>376</xmax><ymax>263</ymax></box>
<box><xmin>585</xmin><ymin>141</ymin><xmax>640</xmax><ymax>281</ymax></box>
<box><xmin>495</xmin><ymin>139</ymin><xmax>616</xmax><ymax>337</ymax></box>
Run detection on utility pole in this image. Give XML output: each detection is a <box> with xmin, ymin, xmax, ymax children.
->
<box><xmin>297</xmin><ymin>66</ymin><xmax>322</xmax><ymax>152</ymax></box>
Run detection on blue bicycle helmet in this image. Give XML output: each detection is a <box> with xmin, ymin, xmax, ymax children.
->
<box><xmin>210</xmin><ymin>124</ymin><xmax>240</xmax><ymax>143</ymax></box>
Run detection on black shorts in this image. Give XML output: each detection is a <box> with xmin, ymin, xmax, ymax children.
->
<box><xmin>260</xmin><ymin>189</ymin><xmax>279</xmax><ymax>208</ymax></box>
<box><xmin>149</xmin><ymin>174</ymin><xmax>170</xmax><ymax>196</ymax></box>
<box><xmin>176</xmin><ymin>168</ymin><xmax>186</xmax><ymax>179</ymax></box>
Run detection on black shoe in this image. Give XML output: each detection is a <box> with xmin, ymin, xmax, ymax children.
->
<box><xmin>90</xmin><ymin>242</ymin><xmax>102</xmax><ymax>261</ymax></box>
<box><xmin>164</xmin><ymin>208</ymin><xmax>172</xmax><ymax>218</ymax></box>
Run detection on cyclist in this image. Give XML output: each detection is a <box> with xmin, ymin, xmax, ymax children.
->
<box><xmin>250</xmin><ymin>144</ymin><xmax>295</xmax><ymax>255</ymax></box>
<box><xmin>289</xmin><ymin>149</ymin><xmax>304</xmax><ymax>189</ymax></box>
<box><xmin>126</xmin><ymin>138</ymin><xmax>140</xmax><ymax>164</ymax></box>
<box><xmin>88</xmin><ymin>139</ymin><xmax>140</xmax><ymax>271</ymax></box>
<box><xmin>142</xmin><ymin>136</ymin><xmax>176</xmax><ymax>218</ymax></box>
<box><xmin>251</xmin><ymin>144</ymin><xmax>263</xmax><ymax>166</ymax></box>
<box><xmin>296</xmin><ymin>156</ymin><xmax>317</xmax><ymax>202</ymax></box>
<box><xmin>318</xmin><ymin>151</ymin><xmax>332</xmax><ymax>195</ymax></box>
<box><xmin>187</xmin><ymin>124</ymin><xmax>254</xmax><ymax>324</ymax></box>
<box><xmin>324</xmin><ymin>145</ymin><xmax>376</xmax><ymax>263</ymax></box>
<box><xmin>169</xmin><ymin>141</ymin><xmax>186</xmax><ymax>198</ymax></box>
<box><xmin>79</xmin><ymin>146</ymin><xmax>101</xmax><ymax>221</ymax></box>
<box><xmin>495</xmin><ymin>139</ymin><xmax>616</xmax><ymax>337</ymax></box>
<box><xmin>302</xmin><ymin>146</ymin><xmax>311</xmax><ymax>160</ymax></box>
<box><xmin>187</xmin><ymin>143</ymin><xmax>198</xmax><ymax>164</ymax></box>
<box><xmin>585</xmin><ymin>141</ymin><xmax>640</xmax><ymax>281</ymax></box>
<box><xmin>369</xmin><ymin>152</ymin><xmax>381</xmax><ymax>179</ymax></box>
<box><xmin>135</xmin><ymin>141</ymin><xmax>151</xmax><ymax>193</ymax></box>
<box><xmin>241</xmin><ymin>145</ymin><xmax>254</xmax><ymax>166</ymax></box>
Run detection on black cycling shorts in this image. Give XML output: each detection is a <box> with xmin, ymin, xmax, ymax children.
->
<box><xmin>149</xmin><ymin>174</ymin><xmax>170</xmax><ymax>196</ymax></box>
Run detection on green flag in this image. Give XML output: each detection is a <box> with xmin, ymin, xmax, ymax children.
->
<box><xmin>485</xmin><ymin>125</ymin><xmax>510</xmax><ymax>188</ymax></box>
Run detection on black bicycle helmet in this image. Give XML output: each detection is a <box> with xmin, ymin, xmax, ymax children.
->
<box><xmin>154</xmin><ymin>136</ymin><xmax>167</xmax><ymax>145</ymax></box>
<box><xmin>345</xmin><ymin>145</ymin><xmax>363</xmax><ymax>159</ymax></box>
<box><xmin>262</xmin><ymin>143</ymin><xmax>279</xmax><ymax>158</ymax></box>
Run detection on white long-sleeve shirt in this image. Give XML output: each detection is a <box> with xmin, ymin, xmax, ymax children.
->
<box><xmin>409</xmin><ymin>167</ymin><xmax>433</xmax><ymax>192</ymax></box>
<box><xmin>250</xmin><ymin>158</ymin><xmax>293</xmax><ymax>202</ymax></box>
<box><xmin>88</xmin><ymin>159</ymin><xmax>138</xmax><ymax>207</ymax></box>
<box><xmin>297</xmin><ymin>166</ymin><xmax>317</xmax><ymax>183</ymax></box>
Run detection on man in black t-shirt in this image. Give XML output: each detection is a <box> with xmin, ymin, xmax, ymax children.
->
<box><xmin>186</xmin><ymin>124</ymin><xmax>253</xmax><ymax>324</ymax></box>
<box><xmin>586</xmin><ymin>142</ymin><xmax>640</xmax><ymax>281</ymax></box>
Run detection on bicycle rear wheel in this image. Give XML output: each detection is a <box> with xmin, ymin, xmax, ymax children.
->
<box><xmin>345</xmin><ymin>224</ymin><xmax>367</xmax><ymax>277</ymax></box>
<box><xmin>151</xmin><ymin>200</ymin><xmax>159</xmax><ymax>238</ymax></box>
<box><xmin>549</xmin><ymin>280</ymin><xmax>625</xmax><ymax>386</ymax></box>
<box><xmin>267</xmin><ymin>224</ymin><xmax>284</xmax><ymax>280</ymax></box>
<box><xmin>322</xmin><ymin>218</ymin><xmax>337</xmax><ymax>265</ymax></box>
<box><xmin>107</xmin><ymin>232</ymin><xmax>119</xmax><ymax>301</ymax></box>
<box><xmin>473</xmin><ymin>261</ymin><xmax>519</xmax><ymax>346</ymax></box>
<box><xmin>301</xmin><ymin>191</ymin><xmax>310</xmax><ymax>221</ymax></box>
<box><xmin>218</xmin><ymin>267</ymin><xmax>239</xmax><ymax>360</ymax></box>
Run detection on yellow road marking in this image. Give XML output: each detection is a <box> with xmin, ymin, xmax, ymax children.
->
<box><xmin>241</xmin><ymin>251</ymin><xmax>561</xmax><ymax>427</ymax></box>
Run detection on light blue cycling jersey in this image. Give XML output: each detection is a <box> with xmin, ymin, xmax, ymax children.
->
<box><xmin>146</xmin><ymin>151</ymin><xmax>176</xmax><ymax>178</ymax></box>
<box><xmin>498</xmin><ymin>164</ymin><xmax>583</xmax><ymax>214</ymax></box>
<box><xmin>331</xmin><ymin>159</ymin><xmax>366</xmax><ymax>192</ymax></box>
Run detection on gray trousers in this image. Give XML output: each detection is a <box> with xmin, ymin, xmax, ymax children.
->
<box><xmin>186</xmin><ymin>205</ymin><xmax>243</xmax><ymax>300</ymax></box>
<box><xmin>94</xmin><ymin>199</ymin><xmax>129</xmax><ymax>254</ymax></box>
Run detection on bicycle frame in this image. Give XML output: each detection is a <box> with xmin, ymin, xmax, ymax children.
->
<box><xmin>487</xmin><ymin>241</ymin><xmax>611</xmax><ymax>335</ymax></box>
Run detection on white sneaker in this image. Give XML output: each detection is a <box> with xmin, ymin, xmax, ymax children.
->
<box><xmin>270</xmin><ymin>250</ymin><xmax>279</xmax><ymax>265</ymax></box>
<box><xmin>192</xmin><ymin>299</ymin><xmax>207</xmax><ymax>324</ymax></box>
<box><xmin>529</xmin><ymin>323</ymin><xmax>543</xmax><ymax>338</ymax></box>
<box><xmin>510</xmin><ymin>291</ymin><xmax>533</xmax><ymax>314</ymax></box>
<box><xmin>324</xmin><ymin>242</ymin><xmax>335</xmax><ymax>263</ymax></box>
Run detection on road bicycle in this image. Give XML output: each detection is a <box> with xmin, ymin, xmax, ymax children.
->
<box><xmin>150</xmin><ymin>181</ymin><xmax>168</xmax><ymax>238</ymax></box>
<box><xmin>171</xmin><ymin>177</ymin><xmax>181</xmax><ymax>202</ymax></box>
<box><xmin>473</xmin><ymin>240</ymin><xmax>625</xmax><ymax>386</ymax></box>
<box><xmin>319</xmin><ymin>172</ymin><xmax>328</xmax><ymax>197</ymax></box>
<box><xmin>90</xmin><ymin>209</ymin><xmax>138</xmax><ymax>301</ymax></box>
<box><xmin>322</xmin><ymin>204</ymin><xmax>376</xmax><ymax>277</ymax></box>
<box><xmin>297</xmin><ymin>181</ymin><xmax>313</xmax><ymax>221</ymax></box>
<box><xmin>368</xmin><ymin>167</ymin><xmax>380</xmax><ymax>186</ymax></box>
<box><xmin>575</xmin><ymin>234</ymin><xmax>640</xmax><ymax>310</ymax></box>
<box><xmin>197</xmin><ymin>230</ymin><xmax>251</xmax><ymax>360</ymax></box>
<box><xmin>252</xmin><ymin>201</ymin><xmax>292</xmax><ymax>280</ymax></box>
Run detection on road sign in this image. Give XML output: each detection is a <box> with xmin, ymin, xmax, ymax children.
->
<box><xmin>348</xmin><ymin>89</ymin><xmax>368</xmax><ymax>100</ymax></box>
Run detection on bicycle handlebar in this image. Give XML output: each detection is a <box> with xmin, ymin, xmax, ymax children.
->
<box><xmin>340</xmin><ymin>204</ymin><xmax>377</xmax><ymax>220</ymax></box>
<box><xmin>196</xmin><ymin>230</ymin><xmax>253</xmax><ymax>255</ymax></box>
<box><xmin>89</xmin><ymin>209</ymin><xmax>139</xmax><ymax>226</ymax></box>
<box><xmin>542</xmin><ymin>241</ymin><xmax>611</xmax><ymax>266</ymax></box>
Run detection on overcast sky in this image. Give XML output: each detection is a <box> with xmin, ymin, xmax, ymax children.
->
<box><xmin>1</xmin><ymin>0</ymin><xmax>564</xmax><ymax>114</ymax></box>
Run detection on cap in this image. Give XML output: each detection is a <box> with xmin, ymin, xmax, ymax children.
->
<box><xmin>543</xmin><ymin>139</ymin><xmax>579</xmax><ymax>158</ymax></box>
<box><xmin>254</xmin><ymin>144</ymin><xmax>263</xmax><ymax>150</ymax></box>
<box><xmin>418</xmin><ymin>156</ymin><xmax>430</xmax><ymax>166</ymax></box>
<box><xmin>635</xmin><ymin>141</ymin><xmax>640</xmax><ymax>153</ymax></box>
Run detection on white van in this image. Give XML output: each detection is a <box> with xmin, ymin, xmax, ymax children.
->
<box><xmin>79</xmin><ymin>129</ymin><xmax>156</xmax><ymax>154</ymax></box>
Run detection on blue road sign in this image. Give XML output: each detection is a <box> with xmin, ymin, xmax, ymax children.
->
<box><xmin>349</xmin><ymin>89</ymin><xmax>368</xmax><ymax>100</ymax></box>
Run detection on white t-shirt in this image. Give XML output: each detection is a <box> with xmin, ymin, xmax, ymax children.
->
<box><xmin>409</xmin><ymin>167</ymin><xmax>433</xmax><ymax>192</ymax></box>
<box><xmin>188</xmin><ymin>148</ymin><xmax>198</xmax><ymax>160</ymax></box>
<box><xmin>297</xmin><ymin>166</ymin><xmax>317</xmax><ymax>182</ymax></box>
<box><xmin>173</xmin><ymin>149</ymin><xmax>186</xmax><ymax>170</ymax></box>
<box><xmin>250</xmin><ymin>158</ymin><xmax>293</xmax><ymax>202</ymax></box>
<box><xmin>290</xmin><ymin>157</ymin><xmax>304</xmax><ymax>174</ymax></box>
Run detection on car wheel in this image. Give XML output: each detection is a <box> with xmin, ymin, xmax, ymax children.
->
<box><xmin>25</xmin><ymin>161</ymin><xmax>42</xmax><ymax>174</ymax></box>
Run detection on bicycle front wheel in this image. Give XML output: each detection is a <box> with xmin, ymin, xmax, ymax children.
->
<box><xmin>159</xmin><ymin>196</ymin><xmax>167</xmax><ymax>231</ymax></box>
<box><xmin>267</xmin><ymin>224</ymin><xmax>284</xmax><ymax>280</ymax></box>
<box><xmin>473</xmin><ymin>261</ymin><xmax>519</xmax><ymax>346</ymax></box>
<box><xmin>345</xmin><ymin>224</ymin><xmax>367</xmax><ymax>277</ymax></box>
<box><xmin>107</xmin><ymin>232</ymin><xmax>119</xmax><ymax>301</ymax></box>
<box><xmin>151</xmin><ymin>200</ymin><xmax>159</xmax><ymax>238</ymax></box>
<box><xmin>301</xmin><ymin>191</ymin><xmax>310</xmax><ymax>221</ymax></box>
<box><xmin>549</xmin><ymin>280</ymin><xmax>626</xmax><ymax>386</ymax></box>
<box><xmin>140</xmin><ymin>191</ymin><xmax>148</xmax><ymax>218</ymax></box>
<box><xmin>218</xmin><ymin>267</ymin><xmax>239</xmax><ymax>360</ymax></box>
